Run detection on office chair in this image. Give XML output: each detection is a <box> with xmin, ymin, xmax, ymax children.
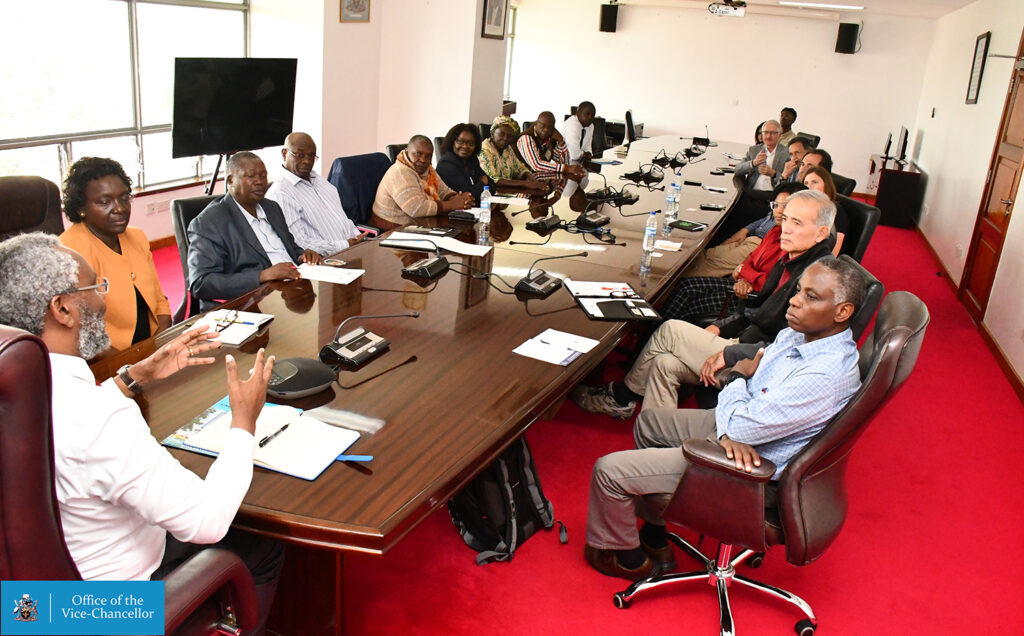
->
<box><xmin>0</xmin><ymin>325</ymin><xmax>261</xmax><ymax>636</ymax></box>
<box><xmin>625</xmin><ymin>110</ymin><xmax>645</xmax><ymax>144</ymax></box>
<box><xmin>591</xmin><ymin>116</ymin><xmax>608</xmax><ymax>158</ymax></box>
<box><xmin>613</xmin><ymin>291</ymin><xmax>930</xmax><ymax>636</ymax></box>
<box><xmin>479</xmin><ymin>122</ymin><xmax>491</xmax><ymax>141</ymax></box>
<box><xmin>831</xmin><ymin>172</ymin><xmax>857</xmax><ymax>197</ymax></box>
<box><xmin>170</xmin><ymin>195</ymin><xmax>217</xmax><ymax>324</ymax></box>
<box><xmin>800</xmin><ymin>132</ymin><xmax>821</xmax><ymax>148</ymax></box>
<box><xmin>0</xmin><ymin>175</ymin><xmax>64</xmax><ymax>241</ymax></box>
<box><xmin>385</xmin><ymin>144</ymin><xmax>406</xmax><ymax>163</ymax></box>
<box><xmin>837</xmin><ymin>195</ymin><xmax>880</xmax><ymax>263</ymax></box>
<box><xmin>326</xmin><ymin>152</ymin><xmax>392</xmax><ymax>226</ymax></box>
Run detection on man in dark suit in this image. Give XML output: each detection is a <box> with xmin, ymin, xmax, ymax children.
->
<box><xmin>187</xmin><ymin>152</ymin><xmax>322</xmax><ymax>310</ymax></box>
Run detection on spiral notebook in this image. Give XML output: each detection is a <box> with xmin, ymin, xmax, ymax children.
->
<box><xmin>563</xmin><ymin>279</ymin><xmax>661</xmax><ymax>322</ymax></box>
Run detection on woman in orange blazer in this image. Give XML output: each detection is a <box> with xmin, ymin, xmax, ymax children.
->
<box><xmin>60</xmin><ymin>157</ymin><xmax>171</xmax><ymax>352</ymax></box>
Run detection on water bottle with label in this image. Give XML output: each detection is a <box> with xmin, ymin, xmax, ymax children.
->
<box><xmin>641</xmin><ymin>211</ymin><xmax>658</xmax><ymax>273</ymax></box>
<box><xmin>479</xmin><ymin>186</ymin><xmax>492</xmax><ymax>224</ymax></box>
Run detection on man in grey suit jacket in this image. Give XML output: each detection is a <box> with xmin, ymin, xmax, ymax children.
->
<box><xmin>187</xmin><ymin>152</ymin><xmax>322</xmax><ymax>310</ymax></box>
<box><xmin>734</xmin><ymin>119</ymin><xmax>790</xmax><ymax>194</ymax></box>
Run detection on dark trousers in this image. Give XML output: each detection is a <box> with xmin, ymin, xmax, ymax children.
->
<box><xmin>152</xmin><ymin>529</ymin><xmax>285</xmax><ymax>636</ymax></box>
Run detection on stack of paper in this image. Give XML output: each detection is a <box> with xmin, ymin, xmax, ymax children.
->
<box><xmin>381</xmin><ymin>231</ymin><xmax>492</xmax><ymax>256</ymax></box>
<box><xmin>296</xmin><ymin>263</ymin><xmax>365</xmax><ymax>285</ymax></box>
<box><xmin>513</xmin><ymin>328</ymin><xmax>598</xmax><ymax>366</ymax></box>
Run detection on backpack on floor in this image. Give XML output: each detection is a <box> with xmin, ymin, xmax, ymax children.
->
<box><xmin>447</xmin><ymin>437</ymin><xmax>567</xmax><ymax>565</ymax></box>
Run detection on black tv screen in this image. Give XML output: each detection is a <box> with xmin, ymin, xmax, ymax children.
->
<box><xmin>172</xmin><ymin>58</ymin><xmax>297</xmax><ymax>158</ymax></box>
<box><xmin>895</xmin><ymin>126</ymin><xmax>909</xmax><ymax>163</ymax></box>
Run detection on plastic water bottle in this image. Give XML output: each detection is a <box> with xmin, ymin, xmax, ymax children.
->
<box><xmin>672</xmin><ymin>180</ymin><xmax>682</xmax><ymax>216</ymax></box>
<box><xmin>479</xmin><ymin>186</ymin><xmax>492</xmax><ymax>224</ymax></box>
<box><xmin>641</xmin><ymin>211</ymin><xmax>658</xmax><ymax>273</ymax></box>
<box><xmin>476</xmin><ymin>221</ymin><xmax>490</xmax><ymax>246</ymax></box>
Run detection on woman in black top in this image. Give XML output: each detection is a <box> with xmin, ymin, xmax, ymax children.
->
<box><xmin>436</xmin><ymin>123</ymin><xmax>489</xmax><ymax>204</ymax></box>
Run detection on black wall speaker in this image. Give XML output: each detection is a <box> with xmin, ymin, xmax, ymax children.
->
<box><xmin>835</xmin><ymin>22</ymin><xmax>859</xmax><ymax>54</ymax></box>
<box><xmin>600</xmin><ymin>4</ymin><xmax>618</xmax><ymax>33</ymax></box>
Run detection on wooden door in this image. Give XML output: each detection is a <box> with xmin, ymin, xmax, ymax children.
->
<box><xmin>961</xmin><ymin>54</ymin><xmax>1024</xmax><ymax>322</ymax></box>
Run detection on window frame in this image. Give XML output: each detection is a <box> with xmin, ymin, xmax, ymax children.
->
<box><xmin>0</xmin><ymin>0</ymin><xmax>249</xmax><ymax>191</ymax></box>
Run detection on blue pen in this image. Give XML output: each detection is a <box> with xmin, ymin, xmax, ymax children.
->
<box><xmin>336</xmin><ymin>454</ymin><xmax>373</xmax><ymax>462</ymax></box>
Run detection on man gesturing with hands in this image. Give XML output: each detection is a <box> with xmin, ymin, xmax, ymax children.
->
<box><xmin>0</xmin><ymin>232</ymin><xmax>284</xmax><ymax>635</ymax></box>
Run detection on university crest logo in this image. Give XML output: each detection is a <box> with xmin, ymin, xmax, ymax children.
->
<box><xmin>12</xmin><ymin>593</ymin><xmax>38</xmax><ymax>622</ymax></box>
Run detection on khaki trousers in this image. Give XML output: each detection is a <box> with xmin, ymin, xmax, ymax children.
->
<box><xmin>623</xmin><ymin>320</ymin><xmax>737</xmax><ymax>411</ymax></box>
<box><xmin>683</xmin><ymin>236</ymin><xmax>762</xmax><ymax>279</ymax></box>
<box><xmin>586</xmin><ymin>408</ymin><xmax>718</xmax><ymax>550</ymax></box>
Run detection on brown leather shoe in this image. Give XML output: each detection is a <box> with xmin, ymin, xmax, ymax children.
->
<box><xmin>584</xmin><ymin>545</ymin><xmax>656</xmax><ymax>581</ymax></box>
<box><xmin>640</xmin><ymin>540</ymin><xmax>676</xmax><ymax>572</ymax></box>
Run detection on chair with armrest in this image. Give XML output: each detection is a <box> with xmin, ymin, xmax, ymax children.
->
<box><xmin>326</xmin><ymin>152</ymin><xmax>392</xmax><ymax>227</ymax></box>
<box><xmin>836</xmin><ymin>194</ymin><xmax>880</xmax><ymax>263</ymax></box>
<box><xmin>613</xmin><ymin>291</ymin><xmax>930</xmax><ymax>636</ymax></box>
<box><xmin>170</xmin><ymin>195</ymin><xmax>217</xmax><ymax>324</ymax></box>
<box><xmin>0</xmin><ymin>176</ymin><xmax>64</xmax><ymax>241</ymax></box>
<box><xmin>0</xmin><ymin>325</ymin><xmax>260</xmax><ymax>636</ymax></box>
<box><xmin>831</xmin><ymin>172</ymin><xmax>856</xmax><ymax>197</ymax></box>
<box><xmin>625</xmin><ymin>110</ymin><xmax>646</xmax><ymax>144</ymax></box>
<box><xmin>385</xmin><ymin>144</ymin><xmax>405</xmax><ymax>163</ymax></box>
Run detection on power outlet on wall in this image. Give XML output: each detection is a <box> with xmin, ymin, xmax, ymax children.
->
<box><xmin>146</xmin><ymin>200</ymin><xmax>170</xmax><ymax>216</ymax></box>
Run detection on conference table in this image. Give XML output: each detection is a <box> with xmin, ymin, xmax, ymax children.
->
<box><xmin>94</xmin><ymin>135</ymin><xmax>747</xmax><ymax>634</ymax></box>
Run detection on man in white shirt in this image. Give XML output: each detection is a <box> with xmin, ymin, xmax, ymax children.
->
<box><xmin>266</xmin><ymin>132</ymin><xmax>366</xmax><ymax>257</ymax></box>
<box><xmin>558</xmin><ymin>101</ymin><xmax>596</xmax><ymax>198</ymax></box>
<box><xmin>0</xmin><ymin>233</ymin><xmax>283</xmax><ymax>633</ymax></box>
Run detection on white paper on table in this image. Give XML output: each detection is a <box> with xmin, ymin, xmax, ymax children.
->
<box><xmin>381</xmin><ymin>232</ymin><xmax>492</xmax><ymax>256</ymax></box>
<box><xmin>489</xmin><ymin>194</ymin><xmax>531</xmax><ymax>205</ymax></box>
<box><xmin>654</xmin><ymin>240</ymin><xmax>682</xmax><ymax>252</ymax></box>
<box><xmin>563</xmin><ymin>279</ymin><xmax>638</xmax><ymax>298</ymax></box>
<box><xmin>513</xmin><ymin>328</ymin><xmax>599</xmax><ymax>366</ymax></box>
<box><xmin>591</xmin><ymin>158</ymin><xmax>623</xmax><ymax>165</ymax></box>
<box><xmin>296</xmin><ymin>264</ymin><xmax>365</xmax><ymax>285</ymax></box>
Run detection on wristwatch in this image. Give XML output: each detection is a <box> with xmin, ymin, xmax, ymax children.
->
<box><xmin>117</xmin><ymin>364</ymin><xmax>143</xmax><ymax>395</ymax></box>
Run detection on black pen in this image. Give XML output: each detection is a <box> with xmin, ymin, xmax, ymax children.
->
<box><xmin>258</xmin><ymin>423</ymin><xmax>289</xmax><ymax>448</ymax></box>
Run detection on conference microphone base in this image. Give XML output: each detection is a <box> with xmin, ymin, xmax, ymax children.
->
<box><xmin>515</xmin><ymin>269</ymin><xmax>564</xmax><ymax>297</ymax></box>
<box><xmin>319</xmin><ymin>327</ymin><xmax>392</xmax><ymax>367</ymax></box>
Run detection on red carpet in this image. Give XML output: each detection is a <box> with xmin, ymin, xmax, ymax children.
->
<box><xmin>153</xmin><ymin>228</ymin><xmax>1024</xmax><ymax>634</ymax></box>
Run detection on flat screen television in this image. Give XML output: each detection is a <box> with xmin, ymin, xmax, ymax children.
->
<box><xmin>882</xmin><ymin>132</ymin><xmax>892</xmax><ymax>159</ymax></box>
<box><xmin>172</xmin><ymin>58</ymin><xmax>297</xmax><ymax>158</ymax></box>
<box><xmin>894</xmin><ymin>126</ymin><xmax>909</xmax><ymax>164</ymax></box>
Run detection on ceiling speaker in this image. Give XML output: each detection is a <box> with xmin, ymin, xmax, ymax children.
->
<box><xmin>835</xmin><ymin>22</ymin><xmax>859</xmax><ymax>54</ymax></box>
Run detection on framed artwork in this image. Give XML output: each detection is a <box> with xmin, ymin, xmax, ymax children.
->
<box><xmin>966</xmin><ymin>31</ymin><xmax>991</xmax><ymax>105</ymax></box>
<box><xmin>340</xmin><ymin>0</ymin><xmax>370</xmax><ymax>23</ymax></box>
<box><xmin>481</xmin><ymin>0</ymin><xmax>508</xmax><ymax>40</ymax></box>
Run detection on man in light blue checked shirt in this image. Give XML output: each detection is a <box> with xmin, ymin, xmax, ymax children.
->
<box><xmin>583</xmin><ymin>256</ymin><xmax>866</xmax><ymax>581</ymax></box>
<box><xmin>267</xmin><ymin>132</ymin><xmax>366</xmax><ymax>256</ymax></box>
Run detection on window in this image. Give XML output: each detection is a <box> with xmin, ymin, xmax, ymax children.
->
<box><xmin>0</xmin><ymin>0</ymin><xmax>248</xmax><ymax>191</ymax></box>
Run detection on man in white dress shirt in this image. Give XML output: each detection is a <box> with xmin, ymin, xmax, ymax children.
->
<box><xmin>266</xmin><ymin>132</ymin><xmax>366</xmax><ymax>257</ymax></box>
<box><xmin>0</xmin><ymin>233</ymin><xmax>283</xmax><ymax>634</ymax></box>
<box><xmin>559</xmin><ymin>101</ymin><xmax>596</xmax><ymax>198</ymax></box>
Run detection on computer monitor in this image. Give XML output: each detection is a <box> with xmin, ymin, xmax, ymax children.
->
<box><xmin>882</xmin><ymin>132</ymin><xmax>893</xmax><ymax>159</ymax></box>
<box><xmin>894</xmin><ymin>126</ymin><xmax>909</xmax><ymax>164</ymax></box>
<box><xmin>172</xmin><ymin>58</ymin><xmax>297</xmax><ymax>158</ymax></box>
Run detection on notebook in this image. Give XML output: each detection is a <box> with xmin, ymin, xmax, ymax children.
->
<box><xmin>563</xmin><ymin>279</ymin><xmax>661</xmax><ymax>322</ymax></box>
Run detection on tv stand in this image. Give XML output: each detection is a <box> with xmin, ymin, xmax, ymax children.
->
<box><xmin>866</xmin><ymin>155</ymin><xmax>923</xmax><ymax>228</ymax></box>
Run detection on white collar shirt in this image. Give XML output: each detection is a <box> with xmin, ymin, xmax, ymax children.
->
<box><xmin>266</xmin><ymin>168</ymin><xmax>359</xmax><ymax>257</ymax></box>
<box><xmin>559</xmin><ymin>115</ymin><xmax>593</xmax><ymax>164</ymax></box>
<box><xmin>230</xmin><ymin>198</ymin><xmax>295</xmax><ymax>265</ymax></box>
<box><xmin>49</xmin><ymin>353</ymin><xmax>255</xmax><ymax>580</ymax></box>
<box><xmin>754</xmin><ymin>146</ymin><xmax>776</xmax><ymax>191</ymax></box>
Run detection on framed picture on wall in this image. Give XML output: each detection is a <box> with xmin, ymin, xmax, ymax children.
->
<box><xmin>340</xmin><ymin>0</ymin><xmax>370</xmax><ymax>23</ymax></box>
<box><xmin>481</xmin><ymin>0</ymin><xmax>509</xmax><ymax>40</ymax></box>
<box><xmin>965</xmin><ymin>31</ymin><xmax>991</xmax><ymax>104</ymax></box>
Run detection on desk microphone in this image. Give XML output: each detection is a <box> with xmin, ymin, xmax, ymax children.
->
<box><xmin>383</xmin><ymin>238</ymin><xmax>450</xmax><ymax>279</ymax></box>
<box><xmin>320</xmin><ymin>312</ymin><xmax>420</xmax><ymax>367</ymax></box>
<box><xmin>516</xmin><ymin>252</ymin><xmax>588</xmax><ymax>297</ymax></box>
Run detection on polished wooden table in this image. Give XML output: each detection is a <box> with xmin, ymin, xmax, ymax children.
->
<box><xmin>95</xmin><ymin>136</ymin><xmax>746</xmax><ymax>634</ymax></box>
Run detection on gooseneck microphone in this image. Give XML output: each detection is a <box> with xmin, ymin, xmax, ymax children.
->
<box><xmin>516</xmin><ymin>251</ymin><xmax>588</xmax><ymax>297</ymax></box>
<box><xmin>321</xmin><ymin>312</ymin><xmax>421</xmax><ymax>367</ymax></box>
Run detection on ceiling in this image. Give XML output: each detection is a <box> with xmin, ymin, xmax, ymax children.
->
<box><xmin>743</xmin><ymin>0</ymin><xmax>978</xmax><ymax>19</ymax></box>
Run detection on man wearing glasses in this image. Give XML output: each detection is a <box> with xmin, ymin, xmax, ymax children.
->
<box><xmin>267</xmin><ymin>132</ymin><xmax>367</xmax><ymax>257</ymax></box>
<box><xmin>734</xmin><ymin>119</ymin><xmax>790</xmax><ymax>193</ymax></box>
<box><xmin>0</xmin><ymin>233</ymin><xmax>283</xmax><ymax>633</ymax></box>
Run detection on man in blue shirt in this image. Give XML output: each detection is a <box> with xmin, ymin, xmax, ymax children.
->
<box><xmin>583</xmin><ymin>255</ymin><xmax>866</xmax><ymax>581</ymax></box>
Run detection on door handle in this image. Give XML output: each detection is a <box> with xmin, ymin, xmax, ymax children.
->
<box><xmin>1000</xmin><ymin>198</ymin><xmax>1013</xmax><ymax>205</ymax></box>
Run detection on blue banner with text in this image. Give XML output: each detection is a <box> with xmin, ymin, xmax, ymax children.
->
<box><xmin>2</xmin><ymin>581</ymin><xmax>164</xmax><ymax>635</ymax></box>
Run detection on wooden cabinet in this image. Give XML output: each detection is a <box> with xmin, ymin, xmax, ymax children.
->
<box><xmin>866</xmin><ymin>155</ymin><xmax>924</xmax><ymax>228</ymax></box>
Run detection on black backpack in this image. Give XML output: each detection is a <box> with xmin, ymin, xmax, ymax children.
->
<box><xmin>447</xmin><ymin>437</ymin><xmax>567</xmax><ymax>565</ymax></box>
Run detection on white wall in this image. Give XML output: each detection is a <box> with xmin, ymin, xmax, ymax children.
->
<box><xmin>508</xmin><ymin>0</ymin><xmax>934</xmax><ymax>189</ymax></box>
<box><xmin>469</xmin><ymin>0</ymin><xmax>511</xmax><ymax>125</ymax></box>
<box><xmin>912</xmin><ymin>0</ymin><xmax>1024</xmax><ymax>383</ymax></box>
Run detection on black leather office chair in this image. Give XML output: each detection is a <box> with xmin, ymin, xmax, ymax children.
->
<box><xmin>326</xmin><ymin>152</ymin><xmax>392</xmax><ymax>226</ymax></box>
<box><xmin>800</xmin><ymin>132</ymin><xmax>821</xmax><ymax>148</ymax></box>
<box><xmin>831</xmin><ymin>172</ymin><xmax>857</xmax><ymax>197</ymax></box>
<box><xmin>837</xmin><ymin>195</ymin><xmax>880</xmax><ymax>263</ymax></box>
<box><xmin>385</xmin><ymin>144</ymin><xmax>405</xmax><ymax>163</ymax></box>
<box><xmin>0</xmin><ymin>176</ymin><xmax>64</xmax><ymax>241</ymax></box>
<box><xmin>434</xmin><ymin>136</ymin><xmax>444</xmax><ymax>154</ymax></box>
<box><xmin>592</xmin><ymin>116</ymin><xmax>608</xmax><ymax>158</ymax></box>
<box><xmin>479</xmin><ymin>122</ymin><xmax>491</xmax><ymax>141</ymax></box>
<box><xmin>614</xmin><ymin>291</ymin><xmax>930</xmax><ymax>636</ymax></box>
<box><xmin>170</xmin><ymin>195</ymin><xmax>217</xmax><ymax>324</ymax></box>
<box><xmin>625</xmin><ymin>110</ymin><xmax>645</xmax><ymax>144</ymax></box>
<box><xmin>0</xmin><ymin>325</ymin><xmax>261</xmax><ymax>635</ymax></box>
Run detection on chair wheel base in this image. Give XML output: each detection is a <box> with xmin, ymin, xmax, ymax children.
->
<box><xmin>795</xmin><ymin>618</ymin><xmax>817</xmax><ymax>635</ymax></box>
